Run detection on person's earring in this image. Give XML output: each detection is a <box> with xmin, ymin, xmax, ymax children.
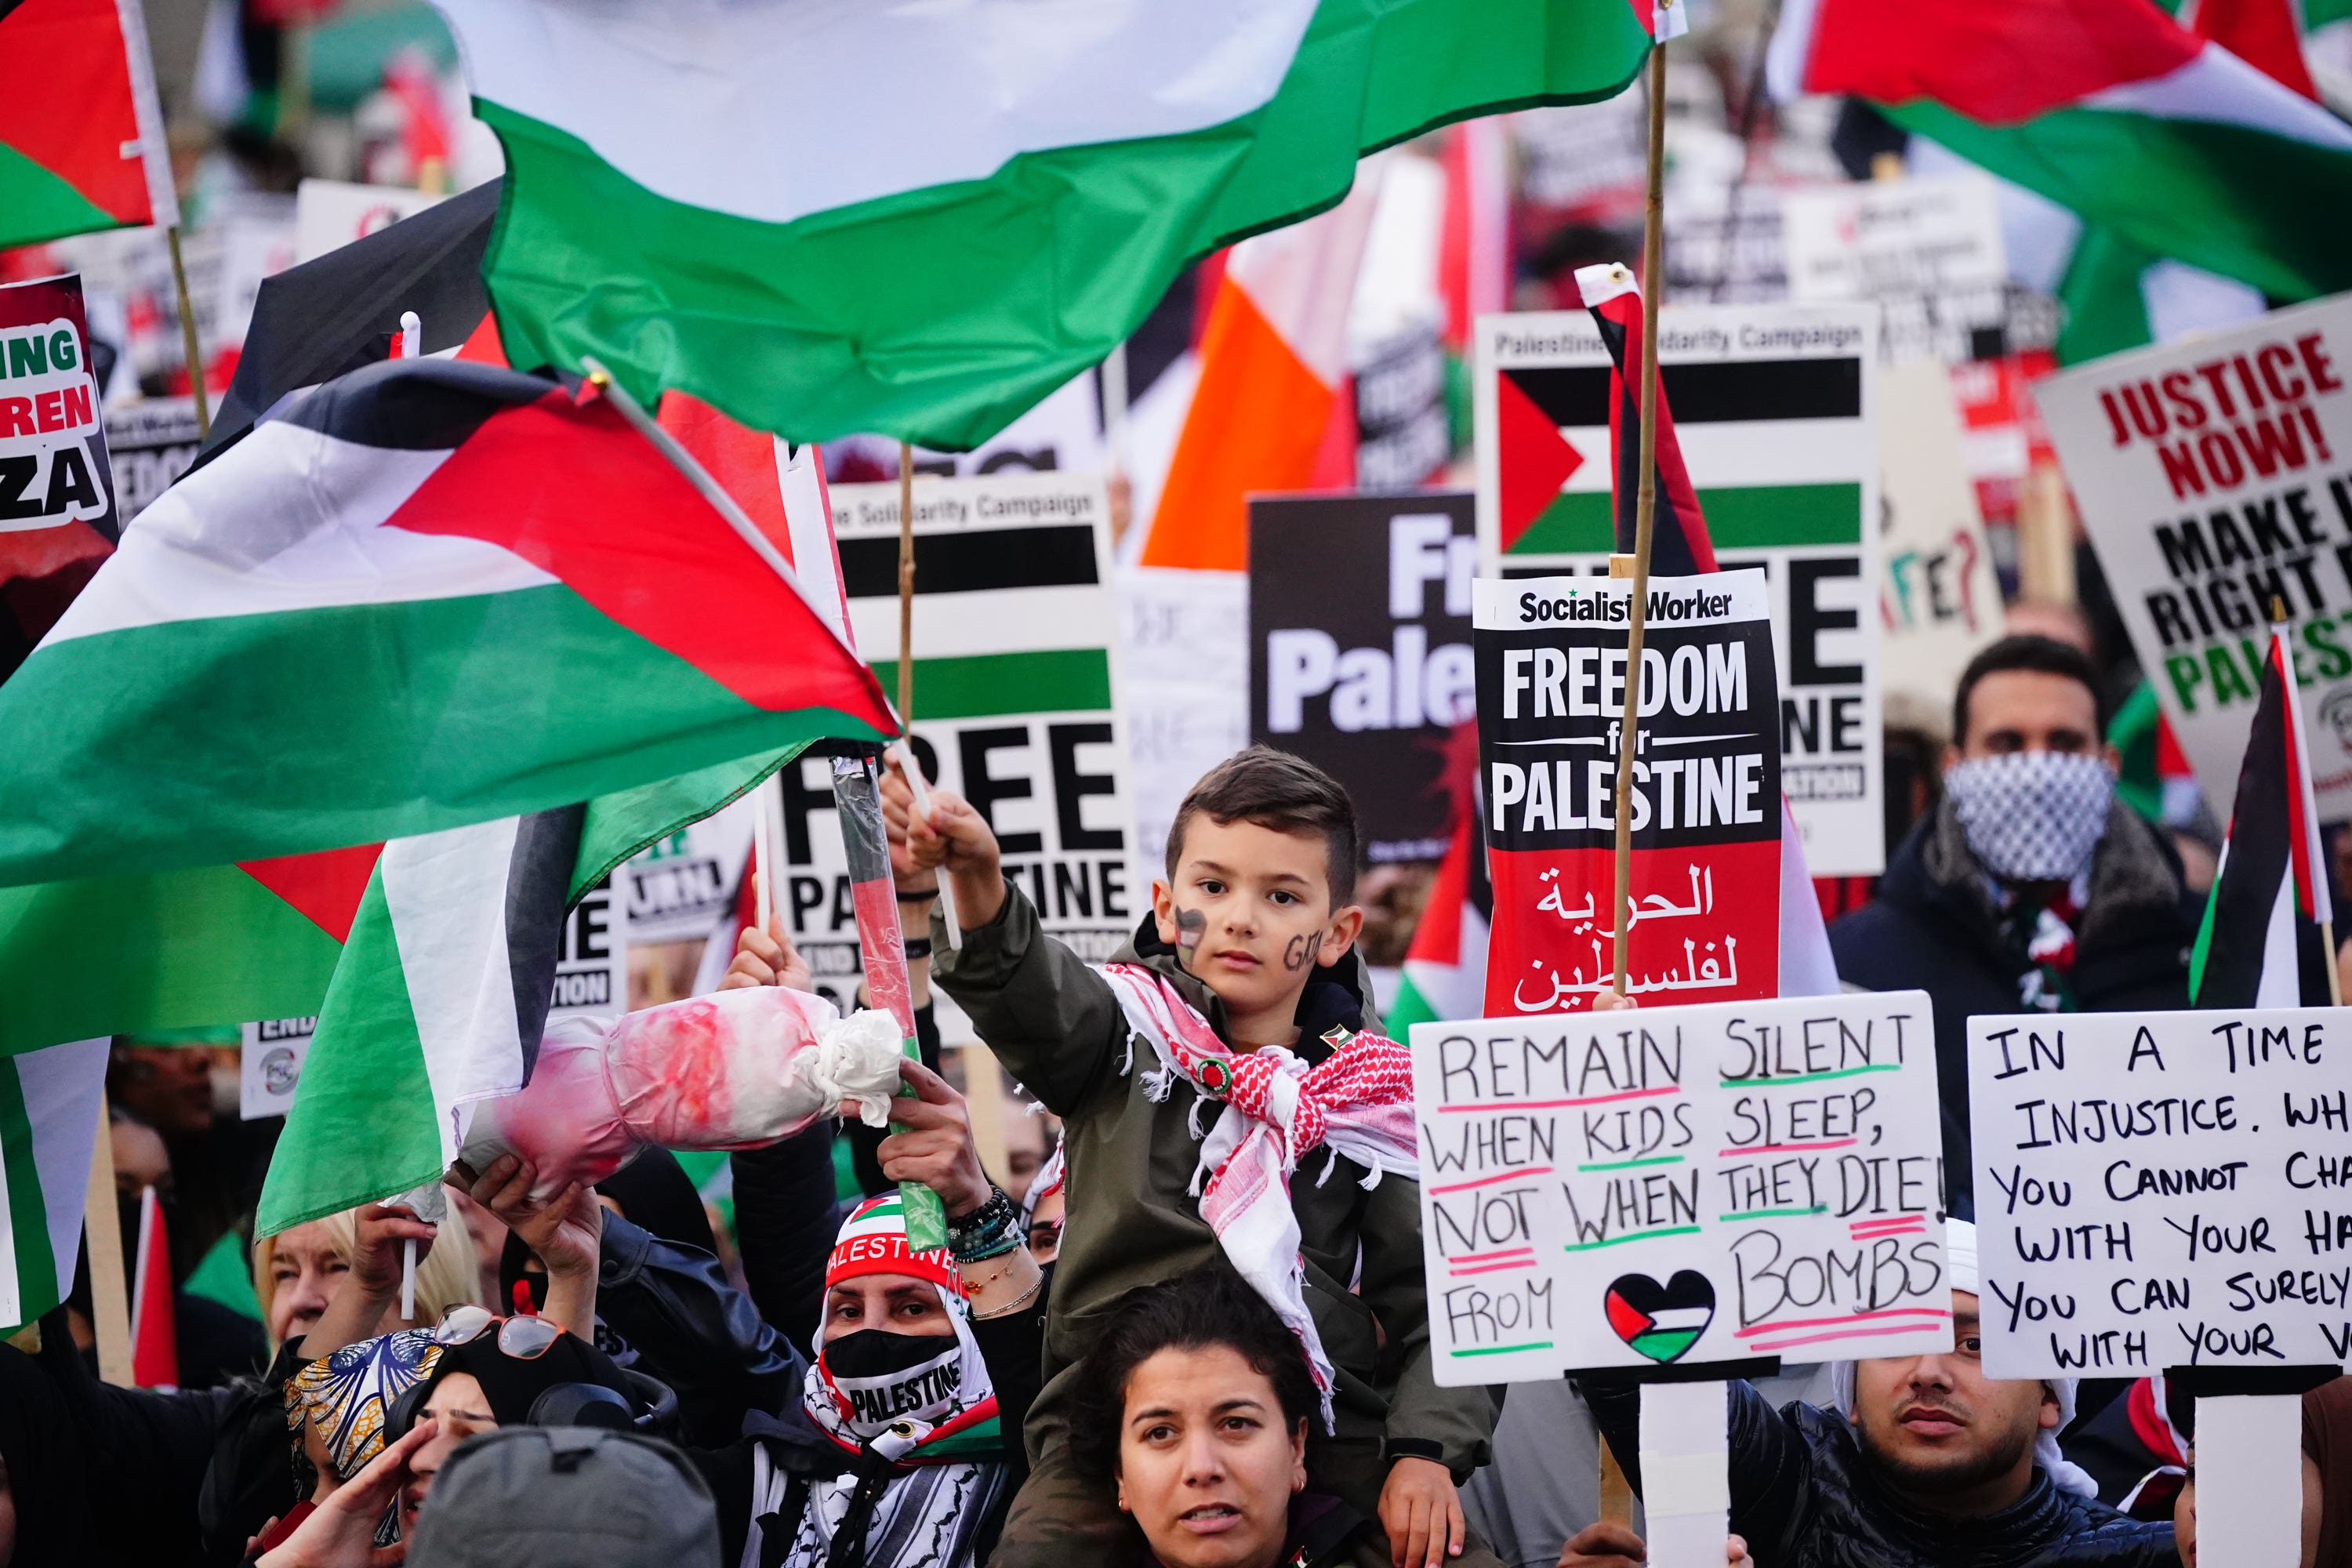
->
<box><xmin>1116</xmin><ymin>1482</ymin><xmax>1131</xmax><ymax>1514</ymax></box>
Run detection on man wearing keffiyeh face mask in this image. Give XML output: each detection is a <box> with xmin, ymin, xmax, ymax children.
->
<box><xmin>1831</xmin><ymin>637</ymin><xmax>2202</xmax><ymax>1217</ymax></box>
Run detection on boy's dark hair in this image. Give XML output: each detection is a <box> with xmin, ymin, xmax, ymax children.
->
<box><xmin>1951</xmin><ymin>636</ymin><xmax>2107</xmax><ymax>748</ymax></box>
<box><xmin>1166</xmin><ymin>746</ymin><xmax>1359</xmax><ymax>904</ymax></box>
<box><xmin>1067</xmin><ymin>1264</ymin><xmax>1319</xmax><ymax>1480</ymax></box>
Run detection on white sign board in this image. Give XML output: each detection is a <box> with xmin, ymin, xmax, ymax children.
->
<box><xmin>1475</xmin><ymin>302</ymin><xmax>1886</xmax><ymax>873</ymax></box>
<box><xmin>779</xmin><ymin>473</ymin><xmax>1137</xmax><ymax>1041</ymax></box>
<box><xmin>1781</xmin><ymin>173</ymin><xmax>2009</xmax><ymax>365</ymax></box>
<box><xmin>1411</xmin><ymin>991</ymin><xmax>1949</xmax><ymax>1384</ymax></box>
<box><xmin>550</xmin><ymin>877</ymin><xmax>627</xmax><ymax>1019</ymax></box>
<box><xmin>623</xmin><ymin>797</ymin><xmax>756</xmax><ymax>947</ymax></box>
<box><xmin>2037</xmin><ymin>296</ymin><xmax>2352</xmax><ymax>822</ymax></box>
<box><xmin>240</xmin><ymin>1016</ymin><xmax>317</xmax><ymax>1120</ymax></box>
<box><xmin>1970</xmin><ymin>1007</ymin><xmax>2352</xmax><ymax>1379</ymax></box>
<box><xmin>294</xmin><ymin>180</ymin><xmax>447</xmax><ymax>264</ymax></box>
<box><xmin>1879</xmin><ymin>360</ymin><xmax>2003</xmax><ymax>707</ymax></box>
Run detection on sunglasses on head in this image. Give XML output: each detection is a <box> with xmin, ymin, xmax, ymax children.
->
<box><xmin>432</xmin><ymin>1301</ymin><xmax>566</xmax><ymax>1360</ymax></box>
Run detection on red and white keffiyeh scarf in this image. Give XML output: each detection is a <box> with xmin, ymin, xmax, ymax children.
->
<box><xmin>1099</xmin><ymin>963</ymin><xmax>1419</xmax><ymax>1428</ymax></box>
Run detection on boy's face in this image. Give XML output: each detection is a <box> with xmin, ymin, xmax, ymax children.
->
<box><xmin>1152</xmin><ymin>815</ymin><xmax>1363</xmax><ymax>1025</ymax></box>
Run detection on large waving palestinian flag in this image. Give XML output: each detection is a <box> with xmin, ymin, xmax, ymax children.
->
<box><xmin>1767</xmin><ymin>0</ymin><xmax>2352</xmax><ymax>304</ymax></box>
<box><xmin>0</xmin><ymin>0</ymin><xmax>178</xmax><ymax>248</ymax></box>
<box><xmin>2190</xmin><ymin>629</ymin><xmax>2335</xmax><ymax>1008</ymax></box>
<box><xmin>0</xmin><ymin>358</ymin><xmax>895</xmax><ymax>891</ymax></box>
<box><xmin>434</xmin><ymin>0</ymin><xmax>1652</xmax><ymax>450</ymax></box>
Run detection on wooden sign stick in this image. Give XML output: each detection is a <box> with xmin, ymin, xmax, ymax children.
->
<box><xmin>84</xmin><ymin>1092</ymin><xmax>132</xmax><ymax>1385</ymax></box>
<box><xmin>1599</xmin><ymin>27</ymin><xmax>1672</xmax><ymax>1530</ymax></box>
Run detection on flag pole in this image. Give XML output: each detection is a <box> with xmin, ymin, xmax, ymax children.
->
<box><xmin>85</xmin><ymin>1092</ymin><xmax>133</xmax><ymax>1385</ymax></box>
<box><xmin>166</xmin><ymin>227</ymin><xmax>210</xmax><ymax>437</ymax></box>
<box><xmin>889</xmin><ymin>443</ymin><xmax>963</xmax><ymax>943</ymax></box>
<box><xmin>2277</xmin><ymin>597</ymin><xmax>2344</xmax><ymax>1006</ymax></box>
<box><xmin>1599</xmin><ymin>26</ymin><xmax>1671</xmax><ymax>1530</ymax></box>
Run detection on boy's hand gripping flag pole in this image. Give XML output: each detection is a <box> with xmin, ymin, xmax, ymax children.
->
<box><xmin>1599</xmin><ymin>23</ymin><xmax>1672</xmax><ymax>1531</ymax></box>
<box><xmin>889</xmin><ymin>442</ymin><xmax>960</xmax><ymax>948</ymax></box>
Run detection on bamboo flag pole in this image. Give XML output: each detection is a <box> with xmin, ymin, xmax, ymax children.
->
<box><xmin>166</xmin><ymin>227</ymin><xmax>210</xmax><ymax>437</ymax></box>
<box><xmin>1598</xmin><ymin>31</ymin><xmax>1672</xmax><ymax>1531</ymax></box>
<box><xmin>85</xmin><ymin>1093</ymin><xmax>132</xmax><ymax>1385</ymax></box>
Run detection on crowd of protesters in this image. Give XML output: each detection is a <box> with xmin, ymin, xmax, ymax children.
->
<box><xmin>11</xmin><ymin>616</ymin><xmax>2352</xmax><ymax>1568</ymax></box>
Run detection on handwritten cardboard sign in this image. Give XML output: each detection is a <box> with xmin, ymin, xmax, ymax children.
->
<box><xmin>1971</xmin><ymin>1008</ymin><xmax>2352</xmax><ymax>1380</ymax></box>
<box><xmin>1475</xmin><ymin>571</ymin><xmax>1780</xmax><ymax>1014</ymax></box>
<box><xmin>1411</xmin><ymin>991</ymin><xmax>1950</xmax><ymax>1385</ymax></box>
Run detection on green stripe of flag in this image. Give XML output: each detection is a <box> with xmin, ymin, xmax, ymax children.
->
<box><xmin>867</xmin><ymin>649</ymin><xmax>1112</xmax><ymax>721</ymax></box>
<box><xmin>0</xmin><ymin>138</ymin><xmax>126</xmax><ymax>249</ymax></box>
<box><xmin>0</xmin><ymin>864</ymin><xmax>346</xmax><ymax>1057</ymax></box>
<box><xmin>1504</xmin><ymin>484</ymin><xmax>1861</xmax><ymax>556</ymax></box>
<box><xmin>0</xmin><ymin>585</ymin><xmax>890</xmax><ymax>888</ymax></box>
<box><xmin>1889</xmin><ymin>102</ymin><xmax>2352</xmax><ymax>304</ymax></box>
<box><xmin>0</xmin><ymin>1058</ymin><xmax>58</xmax><ymax>1323</ymax></box>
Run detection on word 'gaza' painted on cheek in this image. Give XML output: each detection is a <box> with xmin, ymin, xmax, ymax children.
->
<box><xmin>1175</xmin><ymin>908</ymin><xmax>1206</xmax><ymax>949</ymax></box>
<box><xmin>1283</xmin><ymin>932</ymin><xmax>1324</xmax><ymax>972</ymax></box>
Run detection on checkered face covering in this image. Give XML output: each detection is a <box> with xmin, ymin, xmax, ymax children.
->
<box><xmin>1944</xmin><ymin>751</ymin><xmax>2114</xmax><ymax>883</ymax></box>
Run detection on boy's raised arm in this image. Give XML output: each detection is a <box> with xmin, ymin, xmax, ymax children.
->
<box><xmin>883</xmin><ymin>760</ymin><xmax>1128</xmax><ymax>1116</ymax></box>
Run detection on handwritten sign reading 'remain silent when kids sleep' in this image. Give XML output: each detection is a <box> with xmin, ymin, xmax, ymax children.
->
<box><xmin>1411</xmin><ymin>991</ymin><xmax>1949</xmax><ymax>1385</ymax></box>
<box><xmin>1971</xmin><ymin>1008</ymin><xmax>2352</xmax><ymax>1380</ymax></box>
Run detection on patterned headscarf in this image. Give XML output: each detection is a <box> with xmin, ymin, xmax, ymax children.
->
<box><xmin>287</xmin><ymin>1330</ymin><xmax>441</xmax><ymax>1480</ymax></box>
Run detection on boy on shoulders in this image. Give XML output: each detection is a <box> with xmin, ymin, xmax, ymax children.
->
<box><xmin>886</xmin><ymin>746</ymin><xmax>1499</xmax><ymax>1568</ymax></box>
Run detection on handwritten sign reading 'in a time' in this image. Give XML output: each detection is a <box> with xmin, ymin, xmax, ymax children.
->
<box><xmin>1411</xmin><ymin>991</ymin><xmax>1951</xmax><ymax>1384</ymax></box>
<box><xmin>1970</xmin><ymin>1009</ymin><xmax>2352</xmax><ymax>1380</ymax></box>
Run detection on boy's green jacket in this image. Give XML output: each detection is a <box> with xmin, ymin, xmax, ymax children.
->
<box><xmin>935</xmin><ymin>880</ymin><xmax>1498</xmax><ymax>1475</ymax></box>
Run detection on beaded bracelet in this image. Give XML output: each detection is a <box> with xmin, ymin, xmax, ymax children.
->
<box><xmin>947</xmin><ymin>1186</ymin><xmax>1024</xmax><ymax>1264</ymax></box>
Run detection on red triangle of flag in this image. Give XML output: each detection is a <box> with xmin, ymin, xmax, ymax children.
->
<box><xmin>130</xmin><ymin>1188</ymin><xmax>180</xmax><ymax>1391</ymax></box>
<box><xmin>1497</xmin><ymin>370</ymin><xmax>1584</xmax><ymax>551</ymax></box>
<box><xmin>236</xmin><ymin>843</ymin><xmax>384</xmax><ymax>944</ymax></box>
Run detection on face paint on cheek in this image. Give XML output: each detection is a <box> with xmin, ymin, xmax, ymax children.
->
<box><xmin>1282</xmin><ymin>932</ymin><xmax>1323</xmax><ymax>972</ymax></box>
<box><xmin>1174</xmin><ymin>908</ymin><xmax>1206</xmax><ymax>951</ymax></box>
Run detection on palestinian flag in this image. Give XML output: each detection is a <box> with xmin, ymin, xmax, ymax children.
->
<box><xmin>2190</xmin><ymin>629</ymin><xmax>2334</xmax><ymax>1008</ymax></box>
<box><xmin>1494</xmin><ymin>263</ymin><xmax>1754</xmax><ymax>567</ymax></box>
<box><xmin>1580</xmin><ymin>263</ymin><xmax>1717</xmax><ymax>575</ymax></box>
<box><xmin>1766</xmin><ymin>0</ymin><xmax>2352</xmax><ymax>305</ymax></box>
<box><xmin>260</xmin><ymin>749</ymin><xmax>779</xmax><ymax>1232</ymax></box>
<box><xmin>436</xmin><ymin>0</ymin><xmax>1653</xmax><ymax>450</ymax></box>
<box><xmin>0</xmin><ymin>845</ymin><xmax>379</xmax><ymax>1057</ymax></box>
<box><xmin>0</xmin><ymin>356</ymin><xmax>895</xmax><ymax>891</ymax></box>
<box><xmin>205</xmin><ymin>178</ymin><xmax>506</xmax><ymax>457</ymax></box>
<box><xmin>0</xmin><ymin>1036</ymin><xmax>108</xmax><ymax>1329</ymax></box>
<box><xmin>0</xmin><ymin>0</ymin><xmax>179</xmax><ymax>249</ymax></box>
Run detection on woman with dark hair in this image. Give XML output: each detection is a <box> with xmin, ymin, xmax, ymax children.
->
<box><xmin>1069</xmin><ymin>1265</ymin><xmax>1373</xmax><ymax>1568</ymax></box>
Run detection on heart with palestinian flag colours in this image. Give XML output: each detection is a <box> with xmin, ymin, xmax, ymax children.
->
<box><xmin>1604</xmin><ymin>1272</ymin><xmax>1716</xmax><ymax>1364</ymax></box>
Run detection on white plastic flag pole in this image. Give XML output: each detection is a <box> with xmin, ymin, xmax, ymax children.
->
<box><xmin>888</xmin><ymin>742</ymin><xmax>960</xmax><ymax>949</ymax></box>
<box><xmin>398</xmin><ymin>310</ymin><xmax>421</xmax><ymax>359</ymax></box>
<box><xmin>753</xmin><ymin>772</ymin><xmax>777</xmax><ymax>935</ymax></box>
<box><xmin>401</xmin><ymin>1240</ymin><xmax>417</xmax><ymax>1321</ymax></box>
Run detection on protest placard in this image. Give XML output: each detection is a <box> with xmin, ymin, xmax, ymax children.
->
<box><xmin>240</xmin><ymin>1016</ymin><xmax>316</xmax><ymax>1120</ymax></box>
<box><xmin>101</xmin><ymin>396</ymin><xmax>201</xmax><ymax>521</ymax></box>
<box><xmin>1970</xmin><ymin>1007</ymin><xmax>2352</xmax><ymax>1379</ymax></box>
<box><xmin>1475</xmin><ymin>571</ymin><xmax>1781</xmax><ymax>1014</ymax></box>
<box><xmin>1410</xmin><ymin>989</ymin><xmax>1948</xmax><ymax>1385</ymax></box>
<box><xmin>1878</xmin><ymin>361</ymin><xmax>2002</xmax><ymax>707</ymax></box>
<box><xmin>2</xmin><ymin>274</ymin><xmax>117</xmax><ymax>539</ymax></box>
<box><xmin>775</xmin><ymin>472</ymin><xmax>1137</xmax><ymax>1037</ymax></box>
<box><xmin>1781</xmin><ymin>172</ymin><xmax>2009</xmax><ymax>365</ymax></box>
<box><xmin>293</xmin><ymin>179</ymin><xmax>448</xmax><ymax>264</ymax></box>
<box><xmin>1250</xmin><ymin>492</ymin><xmax>1475</xmax><ymax>863</ymax></box>
<box><xmin>623</xmin><ymin>798</ymin><xmax>755</xmax><ymax>947</ymax></box>
<box><xmin>2036</xmin><ymin>296</ymin><xmax>2352</xmax><ymax>820</ymax></box>
<box><xmin>1475</xmin><ymin>301</ymin><xmax>1884</xmax><ymax>873</ymax></box>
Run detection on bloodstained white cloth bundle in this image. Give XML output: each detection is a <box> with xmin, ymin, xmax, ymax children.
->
<box><xmin>461</xmin><ymin>985</ymin><xmax>906</xmax><ymax>1198</ymax></box>
<box><xmin>1099</xmin><ymin>963</ymin><xmax>1418</xmax><ymax>1427</ymax></box>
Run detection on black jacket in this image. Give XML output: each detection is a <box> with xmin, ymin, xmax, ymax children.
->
<box><xmin>1829</xmin><ymin>801</ymin><xmax>2199</xmax><ymax>1214</ymax></box>
<box><xmin>1586</xmin><ymin>1379</ymin><xmax>2177</xmax><ymax>1568</ymax></box>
